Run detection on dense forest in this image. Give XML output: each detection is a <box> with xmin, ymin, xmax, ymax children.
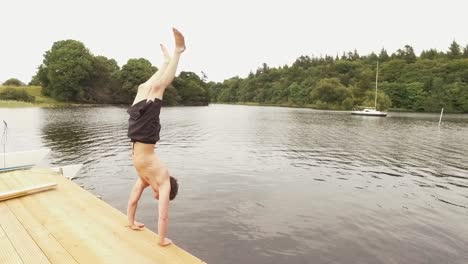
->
<box><xmin>21</xmin><ymin>40</ymin><xmax>468</xmax><ymax>112</ymax></box>
<box><xmin>30</xmin><ymin>40</ymin><xmax>210</xmax><ymax>106</ymax></box>
<box><xmin>210</xmin><ymin>41</ymin><xmax>468</xmax><ymax>112</ymax></box>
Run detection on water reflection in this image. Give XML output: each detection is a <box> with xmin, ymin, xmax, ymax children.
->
<box><xmin>0</xmin><ymin>105</ymin><xmax>467</xmax><ymax>264</ymax></box>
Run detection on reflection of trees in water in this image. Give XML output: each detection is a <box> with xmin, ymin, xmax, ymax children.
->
<box><xmin>41</xmin><ymin>121</ymin><xmax>92</xmax><ymax>164</ymax></box>
<box><xmin>40</xmin><ymin>108</ymin><xmax>97</xmax><ymax>164</ymax></box>
<box><xmin>40</xmin><ymin>107</ymin><xmax>130</xmax><ymax>166</ymax></box>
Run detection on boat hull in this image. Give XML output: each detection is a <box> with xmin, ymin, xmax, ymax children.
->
<box><xmin>351</xmin><ymin>112</ymin><xmax>387</xmax><ymax>117</ymax></box>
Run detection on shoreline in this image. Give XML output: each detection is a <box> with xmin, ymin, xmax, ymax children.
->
<box><xmin>2</xmin><ymin>99</ymin><xmax>467</xmax><ymax>115</ymax></box>
<box><xmin>210</xmin><ymin>102</ymin><xmax>468</xmax><ymax>114</ymax></box>
<box><xmin>0</xmin><ymin>86</ymin><xmax>464</xmax><ymax>114</ymax></box>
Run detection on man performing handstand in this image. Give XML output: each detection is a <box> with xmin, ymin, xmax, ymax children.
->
<box><xmin>126</xmin><ymin>28</ymin><xmax>185</xmax><ymax>247</ymax></box>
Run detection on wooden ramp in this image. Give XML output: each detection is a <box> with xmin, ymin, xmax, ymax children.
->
<box><xmin>0</xmin><ymin>168</ymin><xmax>205</xmax><ymax>264</ymax></box>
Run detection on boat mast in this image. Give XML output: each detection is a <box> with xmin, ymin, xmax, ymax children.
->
<box><xmin>374</xmin><ymin>61</ymin><xmax>379</xmax><ymax>109</ymax></box>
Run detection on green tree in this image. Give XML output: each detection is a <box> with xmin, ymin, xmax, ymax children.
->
<box><xmin>420</xmin><ymin>49</ymin><xmax>442</xmax><ymax>60</ymax></box>
<box><xmin>342</xmin><ymin>97</ymin><xmax>355</xmax><ymax>109</ymax></box>
<box><xmin>162</xmin><ymin>86</ymin><xmax>181</xmax><ymax>106</ymax></box>
<box><xmin>310</xmin><ymin>78</ymin><xmax>351</xmax><ymax>109</ymax></box>
<box><xmin>288</xmin><ymin>82</ymin><xmax>306</xmax><ymax>105</ymax></box>
<box><xmin>0</xmin><ymin>88</ymin><xmax>35</xmax><ymax>102</ymax></box>
<box><xmin>380</xmin><ymin>82</ymin><xmax>425</xmax><ymax>110</ymax></box>
<box><xmin>3</xmin><ymin>78</ymin><xmax>24</xmax><ymax>86</ymax></box>
<box><xmin>238</xmin><ymin>79</ymin><xmax>256</xmax><ymax>102</ymax></box>
<box><xmin>81</xmin><ymin>56</ymin><xmax>120</xmax><ymax>103</ymax></box>
<box><xmin>380</xmin><ymin>59</ymin><xmax>406</xmax><ymax>82</ymax></box>
<box><xmin>209</xmin><ymin>82</ymin><xmax>225</xmax><ymax>102</ymax></box>
<box><xmin>361</xmin><ymin>90</ymin><xmax>392</xmax><ymax>110</ymax></box>
<box><xmin>463</xmin><ymin>45</ymin><xmax>468</xmax><ymax>58</ymax></box>
<box><xmin>379</xmin><ymin>48</ymin><xmax>390</xmax><ymax>62</ymax></box>
<box><xmin>206</xmin><ymin>41</ymin><xmax>468</xmax><ymax>113</ymax></box>
<box><xmin>355</xmin><ymin>68</ymin><xmax>375</xmax><ymax>96</ymax></box>
<box><xmin>446</xmin><ymin>82</ymin><xmax>468</xmax><ymax>112</ymax></box>
<box><xmin>31</xmin><ymin>65</ymin><xmax>49</xmax><ymax>88</ymax></box>
<box><xmin>116</xmin><ymin>58</ymin><xmax>156</xmax><ymax>104</ymax></box>
<box><xmin>405</xmin><ymin>82</ymin><xmax>427</xmax><ymax>111</ymax></box>
<box><xmin>172</xmin><ymin>71</ymin><xmax>209</xmax><ymax>106</ymax></box>
<box><xmin>448</xmin><ymin>40</ymin><xmax>461</xmax><ymax>58</ymax></box>
<box><xmin>39</xmin><ymin>40</ymin><xmax>95</xmax><ymax>101</ymax></box>
<box><xmin>28</xmin><ymin>72</ymin><xmax>41</xmax><ymax>86</ymax></box>
<box><xmin>393</xmin><ymin>45</ymin><xmax>416</xmax><ymax>63</ymax></box>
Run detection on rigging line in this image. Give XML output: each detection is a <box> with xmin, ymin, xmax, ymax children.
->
<box><xmin>1</xmin><ymin>121</ymin><xmax>7</xmax><ymax>168</ymax></box>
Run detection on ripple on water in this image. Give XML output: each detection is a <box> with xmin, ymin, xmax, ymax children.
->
<box><xmin>1</xmin><ymin>105</ymin><xmax>467</xmax><ymax>264</ymax></box>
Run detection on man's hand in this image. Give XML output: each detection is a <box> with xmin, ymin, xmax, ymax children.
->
<box><xmin>159</xmin><ymin>237</ymin><xmax>173</xmax><ymax>247</ymax></box>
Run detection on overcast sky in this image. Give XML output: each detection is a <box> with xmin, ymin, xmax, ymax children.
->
<box><xmin>1</xmin><ymin>0</ymin><xmax>467</xmax><ymax>83</ymax></box>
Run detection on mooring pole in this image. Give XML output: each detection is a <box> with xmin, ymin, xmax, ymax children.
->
<box><xmin>438</xmin><ymin>108</ymin><xmax>444</xmax><ymax>128</ymax></box>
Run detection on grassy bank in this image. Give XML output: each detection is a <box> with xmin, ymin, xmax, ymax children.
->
<box><xmin>0</xmin><ymin>86</ymin><xmax>71</xmax><ymax>107</ymax></box>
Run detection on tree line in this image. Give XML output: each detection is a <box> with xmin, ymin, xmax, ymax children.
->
<box><xmin>209</xmin><ymin>41</ymin><xmax>468</xmax><ymax>112</ymax></box>
<box><xmin>30</xmin><ymin>40</ymin><xmax>210</xmax><ymax>106</ymax></box>
<box><xmin>12</xmin><ymin>40</ymin><xmax>468</xmax><ymax>112</ymax></box>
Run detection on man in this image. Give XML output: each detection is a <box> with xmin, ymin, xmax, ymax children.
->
<box><xmin>126</xmin><ymin>28</ymin><xmax>185</xmax><ymax>247</ymax></box>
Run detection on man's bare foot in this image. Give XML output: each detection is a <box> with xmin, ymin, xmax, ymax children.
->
<box><xmin>158</xmin><ymin>237</ymin><xmax>173</xmax><ymax>247</ymax></box>
<box><xmin>134</xmin><ymin>221</ymin><xmax>145</xmax><ymax>228</ymax></box>
<box><xmin>160</xmin><ymin>44</ymin><xmax>171</xmax><ymax>64</ymax></box>
<box><xmin>173</xmin><ymin>28</ymin><xmax>186</xmax><ymax>53</ymax></box>
<box><xmin>126</xmin><ymin>221</ymin><xmax>145</xmax><ymax>230</ymax></box>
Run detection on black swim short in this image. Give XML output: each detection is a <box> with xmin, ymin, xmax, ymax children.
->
<box><xmin>127</xmin><ymin>99</ymin><xmax>162</xmax><ymax>144</ymax></box>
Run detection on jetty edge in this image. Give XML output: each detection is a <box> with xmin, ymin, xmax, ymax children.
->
<box><xmin>0</xmin><ymin>168</ymin><xmax>206</xmax><ymax>264</ymax></box>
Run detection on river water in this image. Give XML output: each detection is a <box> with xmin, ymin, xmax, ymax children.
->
<box><xmin>1</xmin><ymin>104</ymin><xmax>467</xmax><ymax>264</ymax></box>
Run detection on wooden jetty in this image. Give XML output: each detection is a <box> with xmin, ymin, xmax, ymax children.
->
<box><xmin>0</xmin><ymin>168</ymin><xmax>205</xmax><ymax>264</ymax></box>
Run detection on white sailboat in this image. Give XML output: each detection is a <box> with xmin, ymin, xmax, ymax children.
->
<box><xmin>351</xmin><ymin>62</ymin><xmax>387</xmax><ymax>117</ymax></box>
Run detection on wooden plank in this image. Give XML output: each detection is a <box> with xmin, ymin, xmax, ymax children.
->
<box><xmin>0</xmin><ymin>183</ymin><xmax>57</xmax><ymax>202</ymax></box>
<box><xmin>16</xmin><ymin>170</ymin><xmax>176</xmax><ymax>264</ymax></box>
<box><xmin>0</xmin><ymin>177</ymin><xmax>78</xmax><ymax>264</ymax></box>
<box><xmin>0</xmin><ymin>169</ymin><xmax>205</xmax><ymax>264</ymax></box>
<box><xmin>3</xmin><ymin>171</ymin><xmax>104</xmax><ymax>264</ymax></box>
<box><xmin>45</xmin><ymin>170</ymin><xmax>205</xmax><ymax>263</ymax></box>
<box><xmin>52</xmin><ymin>169</ymin><xmax>204</xmax><ymax>263</ymax></box>
<box><xmin>0</xmin><ymin>203</ymin><xmax>50</xmax><ymax>264</ymax></box>
<box><xmin>0</xmin><ymin>225</ymin><xmax>23</xmax><ymax>264</ymax></box>
<box><xmin>40</xmin><ymin>174</ymin><xmax>199</xmax><ymax>263</ymax></box>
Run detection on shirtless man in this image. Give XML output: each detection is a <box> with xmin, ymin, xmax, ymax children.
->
<box><xmin>126</xmin><ymin>28</ymin><xmax>185</xmax><ymax>247</ymax></box>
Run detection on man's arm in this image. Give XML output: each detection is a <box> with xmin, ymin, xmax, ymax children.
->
<box><xmin>157</xmin><ymin>180</ymin><xmax>171</xmax><ymax>246</ymax></box>
<box><xmin>126</xmin><ymin>178</ymin><xmax>148</xmax><ymax>229</ymax></box>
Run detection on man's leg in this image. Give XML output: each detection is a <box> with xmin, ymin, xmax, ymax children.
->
<box><xmin>126</xmin><ymin>176</ymin><xmax>149</xmax><ymax>230</ymax></box>
<box><xmin>146</xmin><ymin>28</ymin><xmax>185</xmax><ymax>101</ymax></box>
<box><xmin>131</xmin><ymin>44</ymin><xmax>171</xmax><ymax>105</ymax></box>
